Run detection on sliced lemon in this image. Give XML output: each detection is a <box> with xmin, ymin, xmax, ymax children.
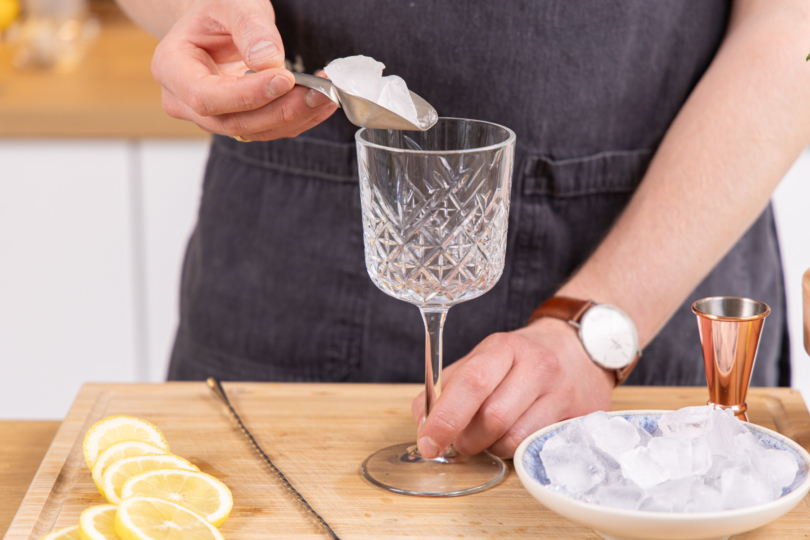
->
<box><xmin>83</xmin><ymin>416</ymin><xmax>169</xmax><ymax>470</ymax></box>
<box><xmin>115</xmin><ymin>497</ymin><xmax>224</xmax><ymax>540</ymax></box>
<box><xmin>91</xmin><ymin>440</ymin><xmax>169</xmax><ymax>497</ymax></box>
<box><xmin>79</xmin><ymin>504</ymin><xmax>118</xmax><ymax>540</ymax></box>
<box><xmin>41</xmin><ymin>525</ymin><xmax>82</xmax><ymax>540</ymax></box>
<box><xmin>120</xmin><ymin>469</ymin><xmax>233</xmax><ymax>527</ymax></box>
<box><xmin>102</xmin><ymin>454</ymin><xmax>198</xmax><ymax>504</ymax></box>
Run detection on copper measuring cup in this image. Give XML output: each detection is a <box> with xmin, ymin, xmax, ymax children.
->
<box><xmin>692</xmin><ymin>297</ymin><xmax>771</xmax><ymax>421</ymax></box>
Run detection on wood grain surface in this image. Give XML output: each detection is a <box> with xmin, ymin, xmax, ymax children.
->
<box><xmin>0</xmin><ymin>3</ymin><xmax>206</xmax><ymax>138</ymax></box>
<box><xmin>0</xmin><ymin>422</ymin><xmax>60</xmax><ymax>539</ymax></box>
<box><xmin>6</xmin><ymin>383</ymin><xmax>810</xmax><ymax>540</ymax></box>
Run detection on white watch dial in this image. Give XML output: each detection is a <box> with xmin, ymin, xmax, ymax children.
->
<box><xmin>579</xmin><ymin>304</ymin><xmax>639</xmax><ymax>369</ymax></box>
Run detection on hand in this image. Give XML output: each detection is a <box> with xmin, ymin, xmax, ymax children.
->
<box><xmin>151</xmin><ymin>0</ymin><xmax>338</xmax><ymax>141</ymax></box>
<box><xmin>411</xmin><ymin>318</ymin><xmax>615</xmax><ymax>459</ymax></box>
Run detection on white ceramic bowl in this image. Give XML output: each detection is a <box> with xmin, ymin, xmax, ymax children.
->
<box><xmin>514</xmin><ymin>410</ymin><xmax>810</xmax><ymax>540</ymax></box>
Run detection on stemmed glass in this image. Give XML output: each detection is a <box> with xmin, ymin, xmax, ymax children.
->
<box><xmin>356</xmin><ymin>118</ymin><xmax>516</xmax><ymax>496</ymax></box>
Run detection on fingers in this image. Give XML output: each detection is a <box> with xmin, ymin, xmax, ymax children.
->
<box><xmin>452</xmin><ymin>349</ymin><xmax>556</xmax><ymax>456</ymax></box>
<box><xmin>161</xmin><ymin>83</ymin><xmax>337</xmax><ymax>139</ymax></box>
<box><xmin>416</xmin><ymin>334</ymin><xmax>517</xmax><ymax>458</ymax></box>
<box><xmin>153</xmin><ymin>39</ymin><xmax>295</xmax><ymax>117</ymax></box>
<box><xmin>226</xmin><ymin>0</ymin><xmax>286</xmax><ymax>71</ymax></box>
<box><xmin>487</xmin><ymin>394</ymin><xmax>569</xmax><ymax>458</ymax></box>
<box><xmin>410</xmin><ymin>355</ymin><xmax>471</xmax><ymax>425</ymax></box>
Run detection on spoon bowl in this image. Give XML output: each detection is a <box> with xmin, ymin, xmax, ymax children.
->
<box><xmin>293</xmin><ymin>72</ymin><xmax>437</xmax><ymax>131</ymax></box>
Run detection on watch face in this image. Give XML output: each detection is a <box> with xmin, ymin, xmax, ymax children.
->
<box><xmin>579</xmin><ymin>305</ymin><xmax>639</xmax><ymax>369</ymax></box>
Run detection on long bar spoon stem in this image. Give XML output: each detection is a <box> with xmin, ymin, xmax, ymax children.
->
<box><xmin>206</xmin><ymin>377</ymin><xmax>341</xmax><ymax>540</ymax></box>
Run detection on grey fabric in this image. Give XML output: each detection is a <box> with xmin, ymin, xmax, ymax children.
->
<box><xmin>168</xmin><ymin>0</ymin><xmax>789</xmax><ymax>388</ymax></box>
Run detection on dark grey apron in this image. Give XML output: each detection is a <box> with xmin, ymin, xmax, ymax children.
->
<box><xmin>168</xmin><ymin>0</ymin><xmax>790</xmax><ymax>388</ymax></box>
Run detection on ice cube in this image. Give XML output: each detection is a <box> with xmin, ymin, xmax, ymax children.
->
<box><xmin>555</xmin><ymin>419</ymin><xmax>593</xmax><ymax>448</ymax></box>
<box><xmin>377</xmin><ymin>75</ymin><xmax>419</xmax><ymax>126</ymax></box>
<box><xmin>618</xmin><ymin>446</ymin><xmax>669</xmax><ymax>489</ymax></box>
<box><xmin>720</xmin><ymin>465</ymin><xmax>775</xmax><ymax>509</ymax></box>
<box><xmin>591</xmin><ymin>417</ymin><xmax>641</xmax><ymax>460</ymax></box>
<box><xmin>648</xmin><ymin>437</ymin><xmax>693</xmax><ymax>480</ymax></box>
<box><xmin>647</xmin><ymin>477</ymin><xmax>700</xmax><ymax>512</ymax></box>
<box><xmin>690</xmin><ymin>435</ymin><xmax>713</xmax><ymax>476</ymax></box>
<box><xmin>629</xmin><ymin>417</ymin><xmax>654</xmax><ymax>447</ymax></box>
<box><xmin>657</xmin><ymin>406</ymin><xmax>714</xmax><ymax>439</ymax></box>
<box><xmin>758</xmin><ymin>448</ymin><xmax>799</xmax><ymax>492</ymax></box>
<box><xmin>686</xmin><ymin>482</ymin><xmax>723</xmax><ymax>513</ymax></box>
<box><xmin>591</xmin><ymin>481</ymin><xmax>646</xmax><ymax>511</ymax></box>
<box><xmin>581</xmin><ymin>411</ymin><xmax>611</xmax><ymax>433</ymax></box>
<box><xmin>541</xmin><ymin>432</ymin><xmax>568</xmax><ymax>453</ymax></box>
<box><xmin>324</xmin><ymin>55</ymin><xmax>385</xmax><ymax>102</ymax></box>
<box><xmin>706</xmin><ymin>408</ymin><xmax>748</xmax><ymax>457</ymax></box>
<box><xmin>541</xmin><ymin>442</ymin><xmax>605</xmax><ymax>494</ymax></box>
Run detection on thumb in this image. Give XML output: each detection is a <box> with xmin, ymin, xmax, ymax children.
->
<box><xmin>229</xmin><ymin>2</ymin><xmax>286</xmax><ymax>71</ymax></box>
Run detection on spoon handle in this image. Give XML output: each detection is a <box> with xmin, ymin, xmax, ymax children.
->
<box><xmin>293</xmin><ymin>72</ymin><xmax>341</xmax><ymax>107</ymax></box>
<box><xmin>206</xmin><ymin>378</ymin><xmax>342</xmax><ymax>540</ymax></box>
<box><xmin>244</xmin><ymin>70</ymin><xmax>341</xmax><ymax>107</ymax></box>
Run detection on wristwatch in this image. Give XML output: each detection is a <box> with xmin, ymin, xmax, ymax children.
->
<box><xmin>527</xmin><ymin>296</ymin><xmax>641</xmax><ymax>386</ymax></box>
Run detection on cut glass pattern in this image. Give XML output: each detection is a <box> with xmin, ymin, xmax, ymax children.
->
<box><xmin>359</xmin><ymin>146</ymin><xmax>512</xmax><ymax>306</ymax></box>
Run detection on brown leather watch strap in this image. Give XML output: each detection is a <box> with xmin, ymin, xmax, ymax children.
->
<box><xmin>527</xmin><ymin>296</ymin><xmax>595</xmax><ymax>326</ymax></box>
<box><xmin>615</xmin><ymin>357</ymin><xmax>640</xmax><ymax>386</ymax></box>
<box><xmin>527</xmin><ymin>296</ymin><xmax>640</xmax><ymax>387</ymax></box>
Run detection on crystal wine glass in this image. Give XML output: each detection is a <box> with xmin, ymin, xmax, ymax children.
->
<box><xmin>356</xmin><ymin>118</ymin><xmax>516</xmax><ymax>496</ymax></box>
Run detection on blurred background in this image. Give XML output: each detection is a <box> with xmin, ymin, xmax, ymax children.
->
<box><xmin>1</xmin><ymin>0</ymin><xmax>808</xmax><ymax>419</ymax></box>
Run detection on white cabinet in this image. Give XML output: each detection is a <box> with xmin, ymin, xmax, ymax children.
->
<box><xmin>0</xmin><ymin>141</ymin><xmax>137</xmax><ymax>418</ymax></box>
<box><xmin>0</xmin><ymin>139</ymin><xmax>208</xmax><ymax>418</ymax></box>
<box><xmin>140</xmin><ymin>141</ymin><xmax>208</xmax><ymax>382</ymax></box>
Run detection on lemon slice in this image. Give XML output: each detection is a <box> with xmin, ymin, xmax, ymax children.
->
<box><xmin>91</xmin><ymin>441</ymin><xmax>169</xmax><ymax>497</ymax></box>
<box><xmin>102</xmin><ymin>454</ymin><xmax>198</xmax><ymax>504</ymax></box>
<box><xmin>41</xmin><ymin>525</ymin><xmax>82</xmax><ymax>540</ymax></box>
<box><xmin>121</xmin><ymin>469</ymin><xmax>233</xmax><ymax>527</ymax></box>
<box><xmin>84</xmin><ymin>416</ymin><xmax>169</xmax><ymax>470</ymax></box>
<box><xmin>79</xmin><ymin>504</ymin><xmax>119</xmax><ymax>540</ymax></box>
<box><xmin>115</xmin><ymin>497</ymin><xmax>224</xmax><ymax>540</ymax></box>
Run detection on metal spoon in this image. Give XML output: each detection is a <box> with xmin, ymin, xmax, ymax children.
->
<box><xmin>247</xmin><ymin>70</ymin><xmax>437</xmax><ymax>131</ymax></box>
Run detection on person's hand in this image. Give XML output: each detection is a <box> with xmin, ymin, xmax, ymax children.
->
<box><xmin>151</xmin><ymin>0</ymin><xmax>338</xmax><ymax>141</ymax></box>
<box><xmin>411</xmin><ymin>318</ymin><xmax>615</xmax><ymax>459</ymax></box>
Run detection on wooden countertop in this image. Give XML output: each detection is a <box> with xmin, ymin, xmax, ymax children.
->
<box><xmin>0</xmin><ymin>3</ymin><xmax>206</xmax><ymax>138</ymax></box>
<box><xmin>0</xmin><ymin>421</ymin><xmax>59</xmax><ymax>538</ymax></box>
<box><xmin>5</xmin><ymin>384</ymin><xmax>810</xmax><ymax>539</ymax></box>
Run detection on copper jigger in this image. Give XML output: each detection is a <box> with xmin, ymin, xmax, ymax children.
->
<box><xmin>692</xmin><ymin>297</ymin><xmax>770</xmax><ymax>421</ymax></box>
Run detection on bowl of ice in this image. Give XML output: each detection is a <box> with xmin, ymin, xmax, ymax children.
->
<box><xmin>514</xmin><ymin>406</ymin><xmax>810</xmax><ymax>540</ymax></box>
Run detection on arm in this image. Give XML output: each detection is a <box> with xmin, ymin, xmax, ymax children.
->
<box><xmin>557</xmin><ymin>0</ymin><xmax>810</xmax><ymax>345</ymax></box>
<box><xmin>414</xmin><ymin>0</ymin><xmax>810</xmax><ymax>459</ymax></box>
<box><xmin>115</xmin><ymin>0</ymin><xmax>337</xmax><ymax>140</ymax></box>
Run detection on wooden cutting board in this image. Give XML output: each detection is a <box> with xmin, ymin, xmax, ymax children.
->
<box><xmin>7</xmin><ymin>383</ymin><xmax>810</xmax><ymax>540</ymax></box>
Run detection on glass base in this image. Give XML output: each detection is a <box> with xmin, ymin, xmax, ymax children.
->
<box><xmin>361</xmin><ymin>442</ymin><xmax>506</xmax><ymax>497</ymax></box>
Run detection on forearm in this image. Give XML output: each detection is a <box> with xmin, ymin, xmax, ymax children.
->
<box><xmin>115</xmin><ymin>0</ymin><xmax>197</xmax><ymax>37</ymax></box>
<box><xmin>558</xmin><ymin>0</ymin><xmax>810</xmax><ymax>347</ymax></box>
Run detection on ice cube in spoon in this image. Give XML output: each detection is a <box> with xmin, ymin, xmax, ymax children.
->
<box><xmin>324</xmin><ymin>55</ymin><xmax>384</xmax><ymax>103</ymax></box>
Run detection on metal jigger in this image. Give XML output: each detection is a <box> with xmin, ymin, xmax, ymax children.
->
<box><xmin>692</xmin><ymin>297</ymin><xmax>770</xmax><ymax>421</ymax></box>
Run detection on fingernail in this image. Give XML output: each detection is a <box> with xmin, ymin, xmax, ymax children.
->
<box><xmin>305</xmin><ymin>88</ymin><xmax>332</xmax><ymax>108</ymax></box>
<box><xmin>268</xmin><ymin>75</ymin><xmax>292</xmax><ymax>96</ymax></box>
<box><xmin>418</xmin><ymin>436</ymin><xmax>440</xmax><ymax>458</ymax></box>
<box><xmin>249</xmin><ymin>40</ymin><xmax>279</xmax><ymax>64</ymax></box>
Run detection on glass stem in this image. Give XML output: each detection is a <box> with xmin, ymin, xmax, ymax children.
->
<box><xmin>420</xmin><ymin>307</ymin><xmax>449</xmax><ymax>422</ymax></box>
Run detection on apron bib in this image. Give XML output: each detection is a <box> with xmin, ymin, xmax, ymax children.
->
<box><xmin>169</xmin><ymin>0</ymin><xmax>789</xmax><ymax>387</ymax></box>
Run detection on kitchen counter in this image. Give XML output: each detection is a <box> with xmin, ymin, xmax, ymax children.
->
<box><xmin>0</xmin><ymin>3</ymin><xmax>205</xmax><ymax>138</ymax></box>
<box><xmin>5</xmin><ymin>384</ymin><xmax>810</xmax><ymax>539</ymax></box>
<box><xmin>0</xmin><ymin>421</ymin><xmax>59</xmax><ymax>537</ymax></box>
